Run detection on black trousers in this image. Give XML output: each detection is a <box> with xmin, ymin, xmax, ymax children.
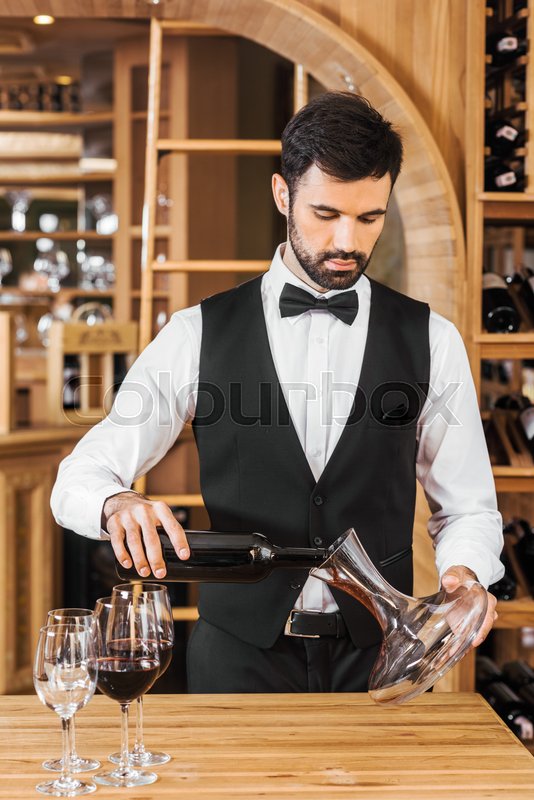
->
<box><xmin>187</xmin><ymin>617</ymin><xmax>381</xmax><ymax>693</ymax></box>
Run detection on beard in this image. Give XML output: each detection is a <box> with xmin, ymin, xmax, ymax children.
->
<box><xmin>288</xmin><ymin>208</ymin><xmax>371</xmax><ymax>291</ymax></box>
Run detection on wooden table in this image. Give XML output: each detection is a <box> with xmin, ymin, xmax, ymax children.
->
<box><xmin>1</xmin><ymin>692</ymin><xmax>534</xmax><ymax>799</ymax></box>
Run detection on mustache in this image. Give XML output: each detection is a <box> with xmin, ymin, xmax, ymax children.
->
<box><xmin>319</xmin><ymin>251</ymin><xmax>367</xmax><ymax>264</ymax></box>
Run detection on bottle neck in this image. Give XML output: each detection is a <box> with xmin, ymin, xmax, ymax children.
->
<box><xmin>272</xmin><ymin>545</ymin><xmax>328</xmax><ymax>569</ymax></box>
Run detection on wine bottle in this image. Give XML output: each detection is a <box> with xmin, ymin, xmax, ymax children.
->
<box><xmin>482</xmin><ymin>273</ymin><xmax>521</xmax><ymax>332</ymax></box>
<box><xmin>518</xmin><ymin>405</ymin><xmax>534</xmax><ymax>457</ymax></box>
<box><xmin>482</xmin><ymin>681</ymin><xmax>534</xmax><ymax>739</ymax></box>
<box><xmin>502</xmin><ymin>660</ymin><xmax>534</xmax><ymax>689</ymax></box>
<box><xmin>486</xmin><ymin>30</ymin><xmax>526</xmax><ymax>67</ymax></box>
<box><xmin>484</xmin><ymin>157</ymin><xmax>525</xmax><ymax>191</ymax></box>
<box><xmin>476</xmin><ymin>656</ymin><xmax>503</xmax><ymax>691</ymax></box>
<box><xmin>518</xmin><ymin>266</ymin><xmax>534</xmax><ymax>324</ymax></box>
<box><xmin>116</xmin><ymin>529</ymin><xmax>328</xmax><ymax>583</ymax></box>
<box><xmin>514</xmin><ymin>518</ymin><xmax>534</xmax><ymax>589</ymax></box>
<box><xmin>486</xmin><ymin>119</ymin><xmax>524</xmax><ymax>158</ymax></box>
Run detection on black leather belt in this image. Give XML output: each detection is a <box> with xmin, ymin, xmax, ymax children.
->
<box><xmin>284</xmin><ymin>610</ymin><xmax>347</xmax><ymax>638</ymax></box>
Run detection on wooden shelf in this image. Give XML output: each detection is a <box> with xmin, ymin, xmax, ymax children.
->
<box><xmin>149</xmin><ymin>493</ymin><xmax>204</xmax><ymax>506</ymax></box>
<box><xmin>172</xmin><ymin>606</ymin><xmax>199</xmax><ymax>622</ymax></box>
<box><xmin>0</xmin><ymin>231</ymin><xmax>114</xmax><ymax>242</ymax></box>
<box><xmin>130</xmin><ymin>225</ymin><xmax>171</xmax><ymax>238</ymax></box>
<box><xmin>0</xmin><ymin>172</ymin><xmax>115</xmax><ymax>185</ymax></box>
<box><xmin>494</xmin><ymin>597</ymin><xmax>534</xmax><ymax>627</ymax></box>
<box><xmin>152</xmin><ymin>259</ymin><xmax>269</xmax><ymax>273</ymax></box>
<box><xmin>0</xmin><ymin>110</ymin><xmax>114</xmax><ymax>128</ymax></box>
<box><xmin>157</xmin><ymin>138</ymin><xmax>281</xmax><ymax>155</ymax></box>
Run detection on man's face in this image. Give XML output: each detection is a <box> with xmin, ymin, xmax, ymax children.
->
<box><xmin>281</xmin><ymin>164</ymin><xmax>392</xmax><ymax>292</ymax></box>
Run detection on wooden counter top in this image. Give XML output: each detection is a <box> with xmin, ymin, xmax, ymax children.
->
<box><xmin>1</xmin><ymin>692</ymin><xmax>534</xmax><ymax>799</ymax></box>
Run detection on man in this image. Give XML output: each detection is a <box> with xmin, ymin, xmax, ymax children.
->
<box><xmin>51</xmin><ymin>91</ymin><xmax>503</xmax><ymax>693</ymax></box>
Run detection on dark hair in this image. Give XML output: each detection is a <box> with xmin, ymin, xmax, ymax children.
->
<box><xmin>281</xmin><ymin>91</ymin><xmax>403</xmax><ymax>196</ymax></box>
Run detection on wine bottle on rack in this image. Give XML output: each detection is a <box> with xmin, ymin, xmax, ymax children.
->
<box><xmin>481</xmin><ymin>681</ymin><xmax>534</xmax><ymax>740</ymax></box>
<box><xmin>484</xmin><ymin>156</ymin><xmax>525</xmax><ymax>191</ymax></box>
<box><xmin>475</xmin><ymin>656</ymin><xmax>503</xmax><ymax>691</ymax></box>
<box><xmin>486</xmin><ymin>30</ymin><xmax>527</xmax><ymax>67</ymax></box>
<box><xmin>502</xmin><ymin>660</ymin><xmax>534</xmax><ymax>689</ymax></box>
<box><xmin>116</xmin><ymin>529</ymin><xmax>328</xmax><ymax>583</ymax></box>
<box><xmin>486</xmin><ymin>119</ymin><xmax>524</xmax><ymax>157</ymax></box>
<box><xmin>515</xmin><ymin>518</ymin><xmax>534</xmax><ymax>589</ymax></box>
<box><xmin>518</xmin><ymin>405</ymin><xmax>534</xmax><ymax>457</ymax></box>
<box><xmin>482</xmin><ymin>273</ymin><xmax>521</xmax><ymax>332</ymax></box>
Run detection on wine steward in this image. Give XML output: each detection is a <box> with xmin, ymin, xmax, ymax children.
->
<box><xmin>51</xmin><ymin>92</ymin><xmax>504</xmax><ymax>693</ymax></box>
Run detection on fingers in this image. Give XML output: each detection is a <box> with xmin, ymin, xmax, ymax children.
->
<box><xmin>471</xmin><ymin>594</ymin><xmax>498</xmax><ymax>649</ymax></box>
<box><xmin>155</xmin><ymin>502</ymin><xmax>190</xmax><ymax>560</ymax></box>
<box><xmin>107</xmin><ymin>496</ymin><xmax>188</xmax><ymax>578</ymax></box>
<box><xmin>108</xmin><ymin>519</ymin><xmax>131</xmax><ymax>569</ymax></box>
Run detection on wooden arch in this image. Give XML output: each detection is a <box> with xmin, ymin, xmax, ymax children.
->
<box><xmin>6</xmin><ymin>0</ymin><xmax>465</xmax><ymax>324</ymax></box>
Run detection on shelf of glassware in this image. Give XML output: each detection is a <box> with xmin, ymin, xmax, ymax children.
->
<box><xmin>0</xmin><ymin>232</ymin><xmax>115</xmax><ymax>242</ymax></box>
<box><xmin>0</xmin><ymin>110</ymin><xmax>114</xmax><ymax>128</ymax></box>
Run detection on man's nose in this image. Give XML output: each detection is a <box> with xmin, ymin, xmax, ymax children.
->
<box><xmin>332</xmin><ymin>219</ymin><xmax>358</xmax><ymax>255</ymax></box>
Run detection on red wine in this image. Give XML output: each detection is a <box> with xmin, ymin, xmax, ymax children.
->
<box><xmin>158</xmin><ymin>641</ymin><xmax>173</xmax><ymax>678</ymax></box>
<box><xmin>97</xmin><ymin>656</ymin><xmax>159</xmax><ymax>703</ymax></box>
<box><xmin>116</xmin><ymin>529</ymin><xmax>328</xmax><ymax>583</ymax></box>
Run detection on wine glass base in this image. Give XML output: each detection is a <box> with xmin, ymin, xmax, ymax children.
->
<box><xmin>43</xmin><ymin>756</ymin><xmax>100</xmax><ymax>773</ymax></box>
<box><xmin>109</xmin><ymin>749</ymin><xmax>171</xmax><ymax>766</ymax></box>
<box><xmin>36</xmin><ymin>777</ymin><xmax>96</xmax><ymax>796</ymax></box>
<box><xmin>94</xmin><ymin>767</ymin><xmax>158</xmax><ymax>787</ymax></box>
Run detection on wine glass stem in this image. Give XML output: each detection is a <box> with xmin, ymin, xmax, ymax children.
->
<box><xmin>60</xmin><ymin>716</ymin><xmax>73</xmax><ymax>783</ymax></box>
<box><xmin>70</xmin><ymin>713</ymin><xmax>79</xmax><ymax>760</ymax></box>
<box><xmin>133</xmin><ymin>696</ymin><xmax>146</xmax><ymax>755</ymax></box>
<box><xmin>119</xmin><ymin>704</ymin><xmax>130</xmax><ymax>771</ymax></box>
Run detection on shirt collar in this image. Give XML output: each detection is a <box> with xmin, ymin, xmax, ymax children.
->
<box><xmin>266</xmin><ymin>243</ymin><xmax>367</xmax><ymax>326</ymax></box>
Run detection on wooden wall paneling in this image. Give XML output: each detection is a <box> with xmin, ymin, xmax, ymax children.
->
<box><xmin>0</xmin><ymin>313</ymin><xmax>14</xmax><ymax>435</ymax></box>
<box><xmin>0</xmin><ymin>458</ymin><xmax>59</xmax><ymax>694</ymax></box>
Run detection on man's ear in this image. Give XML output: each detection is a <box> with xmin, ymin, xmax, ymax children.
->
<box><xmin>272</xmin><ymin>173</ymin><xmax>289</xmax><ymax>217</ymax></box>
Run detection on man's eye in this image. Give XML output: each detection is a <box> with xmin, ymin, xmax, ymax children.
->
<box><xmin>314</xmin><ymin>213</ymin><xmax>335</xmax><ymax>221</ymax></box>
<box><xmin>360</xmin><ymin>217</ymin><xmax>379</xmax><ymax>225</ymax></box>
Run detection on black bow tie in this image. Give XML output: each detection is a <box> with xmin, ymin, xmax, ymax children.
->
<box><xmin>279</xmin><ymin>283</ymin><xmax>359</xmax><ymax>326</ymax></box>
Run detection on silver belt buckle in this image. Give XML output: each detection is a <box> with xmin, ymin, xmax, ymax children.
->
<box><xmin>284</xmin><ymin>609</ymin><xmax>321</xmax><ymax>638</ymax></box>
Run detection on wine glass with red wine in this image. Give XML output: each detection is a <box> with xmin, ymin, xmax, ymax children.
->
<box><xmin>110</xmin><ymin>583</ymin><xmax>174</xmax><ymax>767</ymax></box>
<box><xmin>93</xmin><ymin>595</ymin><xmax>160</xmax><ymax>788</ymax></box>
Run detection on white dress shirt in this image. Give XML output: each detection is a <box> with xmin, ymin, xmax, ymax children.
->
<box><xmin>51</xmin><ymin>244</ymin><xmax>505</xmax><ymax>605</ymax></box>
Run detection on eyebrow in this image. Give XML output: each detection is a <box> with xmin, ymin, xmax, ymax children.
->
<box><xmin>310</xmin><ymin>203</ymin><xmax>387</xmax><ymax>216</ymax></box>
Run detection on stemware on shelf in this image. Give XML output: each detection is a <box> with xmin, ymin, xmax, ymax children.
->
<box><xmin>33</xmin><ymin>237</ymin><xmax>70</xmax><ymax>292</ymax></box>
<box><xmin>110</xmin><ymin>583</ymin><xmax>174</xmax><ymax>767</ymax></box>
<box><xmin>310</xmin><ymin>528</ymin><xmax>488</xmax><ymax>705</ymax></box>
<box><xmin>0</xmin><ymin>247</ymin><xmax>13</xmax><ymax>286</ymax></box>
<box><xmin>33</xmin><ymin>624</ymin><xmax>97</xmax><ymax>796</ymax></box>
<box><xmin>5</xmin><ymin>189</ymin><xmax>32</xmax><ymax>232</ymax></box>
<box><xmin>43</xmin><ymin>609</ymin><xmax>100</xmax><ymax>773</ymax></box>
<box><xmin>93</xmin><ymin>595</ymin><xmax>160</xmax><ymax>788</ymax></box>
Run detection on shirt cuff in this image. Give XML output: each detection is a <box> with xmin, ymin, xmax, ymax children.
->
<box><xmin>436</xmin><ymin>549</ymin><xmax>505</xmax><ymax>590</ymax></box>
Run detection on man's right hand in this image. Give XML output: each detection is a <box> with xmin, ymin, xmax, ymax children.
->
<box><xmin>102</xmin><ymin>491</ymin><xmax>190</xmax><ymax>579</ymax></box>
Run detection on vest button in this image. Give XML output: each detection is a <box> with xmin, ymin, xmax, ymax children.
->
<box><xmin>313</xmin><ymin>536</ymin><xmax>323</xmax><ymax>547</ymax></box>
<box><xmin>313</xmin><ymin>495</ymin><xmax>324</xmax><ymax>506</ymax></box>
<box><xmin>290</xmin><ymin>582</ymin><xmax>302</xmax><ymax>590</ymax></box>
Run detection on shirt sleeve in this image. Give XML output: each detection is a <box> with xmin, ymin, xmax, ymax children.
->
<box><xmin>50</xmin><ymin>308</ymin><xmax>201</xmax><ymax>540</ymax></box>
<box><xmin>416</xmin><ymin>312</ymin><xmax>505</xmax><ymax>589</ymax></box>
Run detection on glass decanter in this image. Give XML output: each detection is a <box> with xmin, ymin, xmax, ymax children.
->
<box><xmin>311</xmin><ymin>528</ymin><xmax>488</xmax><ymax>705</ymax></box>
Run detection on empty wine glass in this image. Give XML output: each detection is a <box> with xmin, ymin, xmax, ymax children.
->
<box><xmin>93</xmin><ymin>596</ymin><xmax>160</xmax><ymax>788</ymax></box>
<box><xmin>110</xmin><ymin>583</ymin><xmax>174</xmax><ymax>766</ymax></box>
<box><xmin>33</xmin><ymin>624</ymin><xmax>97</xmax><ymax>796</ymax></box>
<box><xmin>86</xmin><ymin>194</ymin><xmax>118</xmax><ymax>235</ymax></box>
<box><xmin>43</xmin><ymin>610</ymin><xmax>100</xmax><ymax>774</ymax></box>
<box><xmin>0</xmin><ymin>248</ymin><xmax>12</xmax><ymax>286</ymax></box>
<box><xmin>34</xmin><ymin>240</ymin><xmax>70</xmax><ymax>292</ymax></box>
<box><xmin>5</xmin><ymin>190</ymin><xmax>32</xmax><ymax>232</ymax></box>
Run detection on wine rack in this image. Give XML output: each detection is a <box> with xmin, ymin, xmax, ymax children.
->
<box><xmin>467</xmin><ymin>0</ymin><xmax>534</xmax><ymax>655</ymax></box>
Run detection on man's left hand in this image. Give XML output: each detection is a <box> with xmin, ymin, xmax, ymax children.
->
<box><xmin>441</xmin><ymin>565</ymin><xmax>498</xmax><ymax>649</ymax></box>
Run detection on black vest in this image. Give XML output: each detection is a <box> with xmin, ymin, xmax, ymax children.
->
<box><xmin>192</xmin><ymin>276</ymin><xmax>430</xmax><ymax>648</ymax></box>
